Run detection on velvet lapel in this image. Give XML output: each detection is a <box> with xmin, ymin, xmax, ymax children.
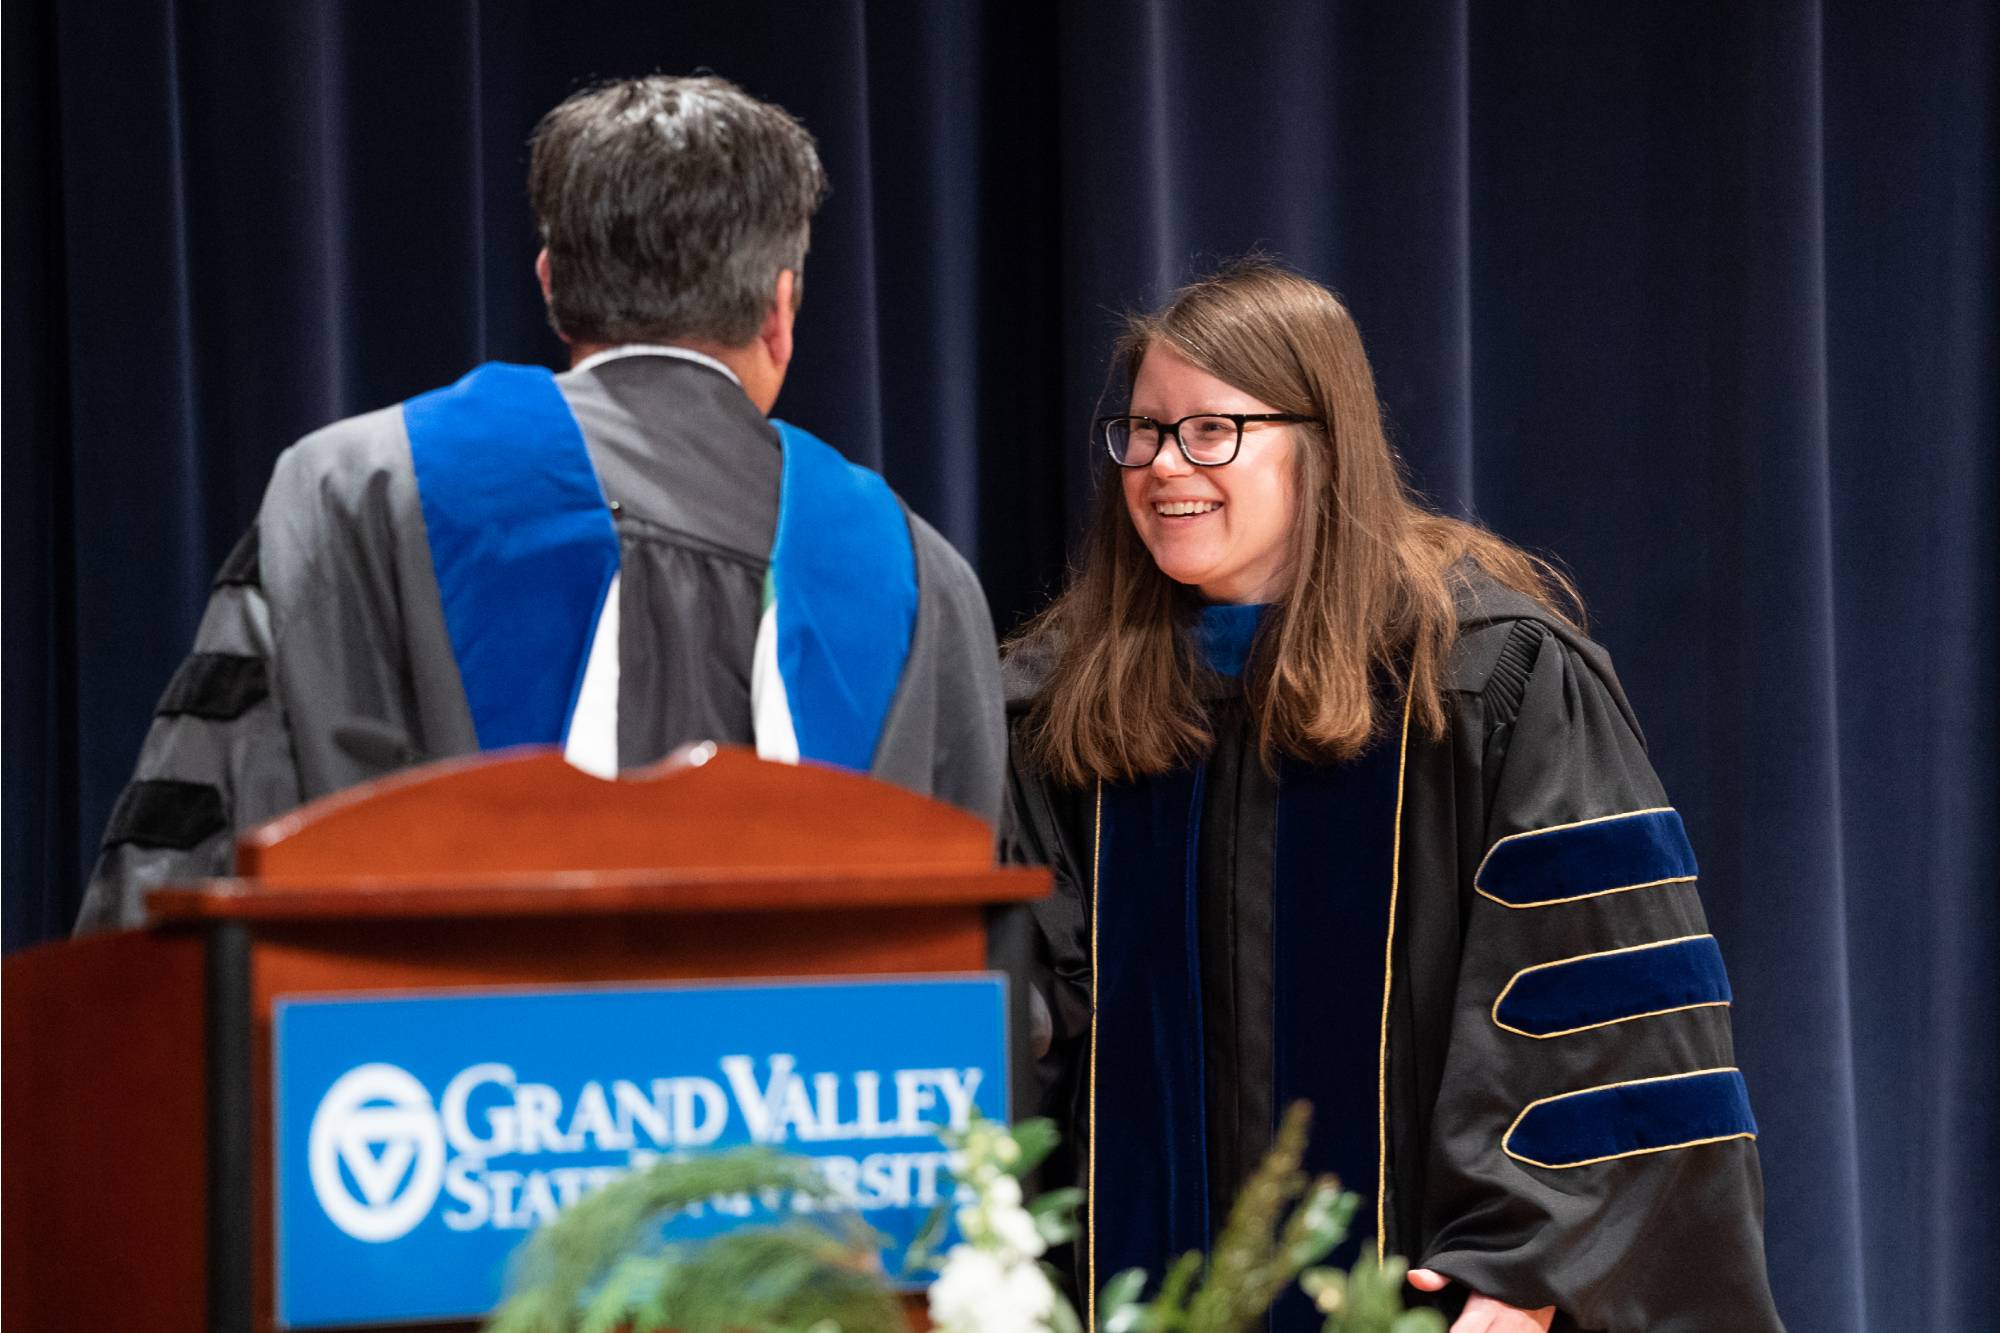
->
<box><xmin>1092</xmin><ymin>767</ymin><xmax>1210</xmax><ymax>1285</ymax></box>
<box><xmin>1271</xmin><ymin>738</ymin><xmax>1404</xmax><ymax>1276</ymax></box>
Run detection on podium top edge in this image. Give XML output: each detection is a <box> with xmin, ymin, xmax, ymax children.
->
<box><xmin>144</xmin><ymin>864</ymin><xmax>1050</xmax><ymax>926</ymax></box>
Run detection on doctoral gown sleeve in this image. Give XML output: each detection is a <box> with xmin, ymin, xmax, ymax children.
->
<box><xmin>993</xmin><ymin>720</ymin><xmax>1099</xmax><ymax>1275</ymax></box>
<box><xmin>72</xmin><ymin>523</ymin><xmax>302</xmax><ymax>933</ymax></box>
<box><xmin>999</xmin><ymin>754</ymin><xmax>1093</xmax><ymax>1044</ymax></box>
<box><xmin>74</xmin><ymin>412</ymin><xmax>469</xmax><ymax>934</ymax></box>
<box><xmin>1418</xmin><ymin>622</ymin><xmax>1784</xmax><ymax>1332</ymax></box>
<box><xmin>872</xmin><ymin>510</ymin><xmax>1007</xmax><ymax>831</ymax></box>
<box><xmin>994</xmin><ymin>664</ymin><xmax>1099</xmax><ymax>1131</ymax></box>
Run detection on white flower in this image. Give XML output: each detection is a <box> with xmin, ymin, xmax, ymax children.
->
<box><xmin>929</xmin><ymin>1245</ymin><xmax>1056</xmax><ymax>1333</ymax></box>
<box><xmin>930</xmin><ymin>1245</ymin><xmax>1006</xmax><ymax>1327</ymax></box>
<box><xmin>986</xmin><ymin>1200</ymin><xmax>1047</xmax><ymax>1258</ymax></box>
<box><xmin>926</xmin><ymin>1119</ymin><xmax>1078</xmax><ymax>1332</ymax></box>
<box><xmin>998</xmin><ymin>1256</ymin><xmax>1058</xmax><ymax>1323</ymax></box>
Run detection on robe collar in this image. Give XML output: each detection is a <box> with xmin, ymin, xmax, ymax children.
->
<box><xmin>570</xmin><ymin>343</ymin><xmax>743</xmax><ymax>387</ymax></box>
<box><xmin>1195</xmin><ymin>602</ymin><xmax>1270</xmax><ymax>679</ymax></box>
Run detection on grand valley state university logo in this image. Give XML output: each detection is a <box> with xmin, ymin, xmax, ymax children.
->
<box><xmin>299</xmin><ymin>1051</ymin><xmax>994</xmax><ymax>1243</ymax></box>
<box><xmin>274</xmin><ymin>978</ymin><xmax>1008</xmax><ymax>1327</ymax></box>
<box><xmin>309</xmin><ymin>1063</ymin><xmax>448</xmax><ymax>1241</ymax></box>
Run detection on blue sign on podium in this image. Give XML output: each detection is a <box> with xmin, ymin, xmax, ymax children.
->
<box><xmin>272</xmin><ymin>975</ymin><xmax>1009</xmax><ymax>1328</ymax></box>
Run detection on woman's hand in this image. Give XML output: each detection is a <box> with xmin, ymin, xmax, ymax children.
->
<box><xmin>1408</xmin><ymin>1268</ymin><xmax>1556</xmax><ymax>1332</ymax></box>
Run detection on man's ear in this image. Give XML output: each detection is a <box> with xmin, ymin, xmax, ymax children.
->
<box><xmin>537</xmin><ymin>247</ymin><xmax>576</xmax><ymax>347</ymax></box>
<box><xmin>759</xmin><ymin>269</ymin><xmax>798</xmax><ymax>373</ymax></box>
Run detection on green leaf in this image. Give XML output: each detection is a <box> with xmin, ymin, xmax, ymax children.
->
<box><xmin>902</xmin><ymin>1197</ymin><xmax>953</xmax><ymax>1275</ymax></box>
<box><xmin>1298</xmin><ymin>1266</ymin><xmax>1344</xmax><ymax>1315</ymax></box>
<box><xmin>1102</xmin><ymin>1306</ymin><xmax>1152</xmax><ymax>1333</ymax></box>
<box><xmin>1031</xmin><ymin>1186</ymin><xmax>1086</xmax><ymax>1218</ymax></box>
<box><xmin>1007</xmin><ymin>1117</ymin><xmax>1062</xmax><ymax>1176</ymax></box>
<box><xmin>577</xmin><ymin>1252</ymin><xmax>676</xmax><ymax>1333</ymax></box>
<box><xmin>1098</xmin><ymin>1265</ymin><xmax>1151</xmax><ymax>1317</ymax></box>
<box><xmin>1152</xmin><ymin>1250</ymin><xmax>1204</xmax><ymax>1315</ymax></box>
<box><xmin>1037</xmin><ymin>1212</ymin><xmax>1081</xmax><ymax>1246</ymax></box>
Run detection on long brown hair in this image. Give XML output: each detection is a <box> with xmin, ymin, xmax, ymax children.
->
<box><xmin>1012</xmin><ymin>259</ymin><xmax>1579</xmax><ymax>785</ymax></box>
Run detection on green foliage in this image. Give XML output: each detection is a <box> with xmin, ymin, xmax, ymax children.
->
<box><xmin>1097</xmin><ymin>1268</ymin><xmax>1149</xmax><ymax>1322</ymax></box>
<box><xmin>573</xmin><ymin>1224</ymin><xmax>898</xmax><ymax>1333</ymax></box>
<box><xmin>1031</xmin><ymin>1186</ymin><xmax>1085</xmax><ymax>1247</ymax></box>
<box><xmin>1093</xmin><ymin>1103</ymin><xmax>1438</xmax><ymax>1333</ymax></box>
<box><xmin>1004</xmin><ymin>1117</ymin><xmax>1062</xmax><ymax>1177</ymax></box>
<box><xmin>485</xmin><ymin>1146</ymin><xmax>898</xmax><ymax>1333</ymax></box>
<box><xmin>479</xmin><ymin>1105</ymin><xmax>1442</xmax><ymax>1333</ymax></box>
<box><xmin>901</xmin><ymin>1189</ymin><xmax>955</xmax><ymax>1275</ymax></box>
<box><xmin>1301</xmin><ymin>1247</ymin><xmax>1446</xmax><ymax>1333</ymax></box>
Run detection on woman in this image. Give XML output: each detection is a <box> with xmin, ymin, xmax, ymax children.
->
<box><xmin>1003</xmin><ymin>261</ymin><xmax>1782</xmax><ymax>1332</ymax></box>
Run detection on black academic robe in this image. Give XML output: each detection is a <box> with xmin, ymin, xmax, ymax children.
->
<box><xmin>1001</xmin><ymin>581</ymin><xmax>1785</xmax><ymax>1333</ymax></box>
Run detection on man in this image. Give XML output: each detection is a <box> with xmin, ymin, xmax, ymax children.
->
<box><xmin>75</xmin><ymin>75</ymin><xmax>1005</xmax><ymax>932</ymax></box>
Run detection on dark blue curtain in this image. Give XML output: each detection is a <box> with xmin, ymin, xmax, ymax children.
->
<box><xmin>6</xmin><ymin>3</ymin><xmax>1994</xmax><ymax>1329</ymax></box>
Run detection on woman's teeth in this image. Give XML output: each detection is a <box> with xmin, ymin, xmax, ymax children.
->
<box><xmin>1155</xmin><ymin>500</ymin><xmax>1222</xmax><ymax>516</ymax></box>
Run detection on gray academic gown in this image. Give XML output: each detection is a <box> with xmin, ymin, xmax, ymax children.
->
<box><xmin>77</xmin><ymin>354</ymin><xmax>1005</xmax><ymax>933</ymax></box>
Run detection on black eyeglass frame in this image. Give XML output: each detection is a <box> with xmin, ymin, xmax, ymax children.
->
<box><xmin>1096</xmin><ymin>412</ymin><xmax>1322</xmax><ymax>468</ymax></box>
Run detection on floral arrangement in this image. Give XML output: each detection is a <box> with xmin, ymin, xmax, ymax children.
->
<box><xmin>484</xmin><ymin>1103</ymin><xmax>1443</xmax><ymax>1333</ymax></box>
<box><xmin>1082</xmin><ymin>1104</ymin><xmax>1443</xmax><ymax>1333</ymax></box>
<box><xmin>912</xmin><ymin>1116</ymin><xmax>1076</xmax><ymax>1333</ymax></box>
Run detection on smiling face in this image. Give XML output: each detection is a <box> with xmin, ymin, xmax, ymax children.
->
<box><xmin>1121</xmin><ymin>344</ymin><xmax>1302</xmax><ymax>605</ymax></box>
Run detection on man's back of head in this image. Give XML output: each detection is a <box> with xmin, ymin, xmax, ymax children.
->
<box><xmin>528</xmin><ymin>75</ymin><xmax>830</xmax><ymax>355</ymax></box>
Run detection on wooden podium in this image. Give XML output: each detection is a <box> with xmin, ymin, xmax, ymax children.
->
<box><xmin>3</xmin><ymin>744</ymin><xmax>1047</xmax><ymax>1332</ymax></box>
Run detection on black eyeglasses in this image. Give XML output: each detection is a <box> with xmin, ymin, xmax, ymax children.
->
<box><xmin>1097</xmin><ymin>413</ymin><xmax>1320</xmax><ymax>468</ymax></box>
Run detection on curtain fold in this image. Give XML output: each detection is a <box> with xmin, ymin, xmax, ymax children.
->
<box><xmin>4</xmin><ymin>3</ymin><xmax>1993</xmax><ymax>1328</ymax></box>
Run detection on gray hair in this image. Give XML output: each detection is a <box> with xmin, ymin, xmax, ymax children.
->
<box><xmin>528</xmin><ymin>75</ymin><xmax>829</xmax><ymax>347</ymax></box>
